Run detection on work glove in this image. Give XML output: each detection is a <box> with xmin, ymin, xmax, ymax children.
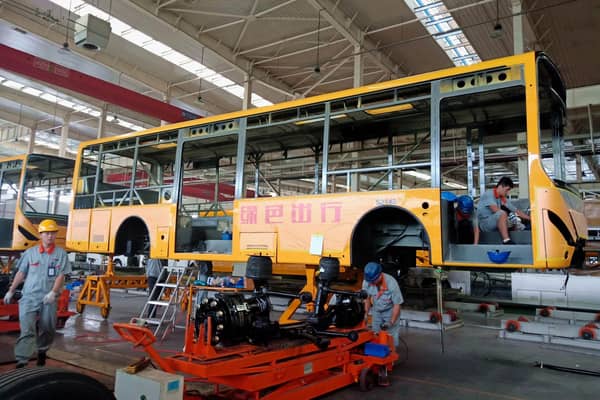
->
<box><xmin>380</xmin><ymin>322</ymin><xmax>390</xmax><ymax>331</ymax></box>
<box><xmin>3</xmin><ymin>290</ymin><xmax>14</xmax><ymax>304</ymax></box>
<box><xmin>43</xmin><ymin>290</ymin><xmax>57</xmax><ymax>305</ymax></box>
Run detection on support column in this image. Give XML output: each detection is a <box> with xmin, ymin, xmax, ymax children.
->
<box><xmin>512</xmin><ymin>0</ymin><xmax>524</xmax><ymax>54</ymax></box>
<box><xmin>243</xmin><ymin>72</ymin><xmax>253</xmax><ymax>110</ymax></box>
<box><xmin>161</xmin><ymin>86</ymin><xmax>172</xmax><ymax>126</ymax></box>
<box><xmin>517</xmin><ymin>131</ymin><xmax>529</xmax><ymax>198</ymax></box>
<box><xmin>27</xmin><ymin>122</ymin><xmax>37</xmax><ymax>154</ymax></box>
<box><xmin>97</xmin><ymin>103</ymin><xmax>108</xmax><ymax>139</ymax></box>
<box><xmin>575</xmin><ymin>154</ymin><xmax>583</xmax><ymax>182</ymax></box>
<box><xmin>353</xmin><ymin>44</ymin><xmax>363</xmax><ymax>88</ymax></box>
<box><xmin>59</xmin><ymin>112</ymin><xmax>71</xmax><ymax>157</ymax></box>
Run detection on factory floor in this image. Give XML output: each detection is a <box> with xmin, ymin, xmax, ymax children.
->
<box><xmin>1</xmin><ymin>289</ymin><xmax>600</xmax><ymax>399</ymax></box>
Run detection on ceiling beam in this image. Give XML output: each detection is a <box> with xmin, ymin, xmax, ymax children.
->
<box><xmin>0</xmin><ymin>87</ymin><xmax>130</xmax><ymax>137</ymax></box>
<box><xmin>126</xmin><ymin>0</ymin><xmax>297</xmax><ymax>98</ymax></box>
<box><xmin>0</xmin><ymin>44</ymin><xmax>196</xmax><ymax>123</ymax></box>
<box><xmin>306</xmin><ymin>0</ymin><xmax>405</xmax><ymax>77</ymax></box>
<box><xmin>0</xmin><ymin>8</ymin><xmax>223</xmax><ymax>117</ymax></box>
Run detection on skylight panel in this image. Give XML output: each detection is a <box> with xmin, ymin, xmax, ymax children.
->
<box><xmin>223</xmin><ymin>86</ymin><xmax>245</xmax><ymax>97</ymax></box>
<box><xmin>108</xmin><ymin>19</ymin><xmax>132</xmax><ymax>36</ymax></box>
<box><xmin>162</xmin><ymin>51</ymin><xmax>191</xmax><ymax>65</ymax></box>
<box><xmin>121</xmin><ymin>30</ymin><xmax>152</xmax><ymax>46</ymax></box>
<box><xmin>403</xmin><ymin>0</ymin><xmax>481</xmax><ymax>66</ymax></box>
<box><xmin>251</xmin><ymin>95</ymin><xmax>273</xmax><ymax>107</ymax></box>
<box><xmin>206</xmin><ymin>75</ymin><xmax>234</xmax><ymax>87</ymax></box>
<box><xmin>143</xmin><ymin>41</ymin><xmax>173</xmax><ymax>56</ymax></box>
<box><xmin>48</xmin><ymin>0</ymin><xmax>272</xmax><ymax>107</ymax></box>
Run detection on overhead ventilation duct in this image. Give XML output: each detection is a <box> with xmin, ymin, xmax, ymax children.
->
<box><xmin>74</xmin><ymin>14</ymin><xmax>111</xmax><ymax>51</ymax></box>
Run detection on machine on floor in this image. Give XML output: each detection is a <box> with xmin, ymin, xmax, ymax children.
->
<box><xmin>114</xmin><ymin>256</ymin><xmax>398</xmax><ymax>399</ymax></box>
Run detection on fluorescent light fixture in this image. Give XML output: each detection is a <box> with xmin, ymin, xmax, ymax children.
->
<box><xmin>22</xmin><ymin>87</ymin><xmax>43</xmax><ymax>97</ymax></box>
<box><xmin>49</xmin><ymin>0</ymin><xmax>273</xmax><ymax>107</ymax></box>
<box><xmin>404</xmin><ymin>170</ymin><xmax>431</xmax><ymax>181</ymax></box>
<box><xmin>366</xmin><ymin>103</ymin><xmax>414</xmax><ymax>115</ymax></box>
<box><xmin>295</xmin><ymin>114</ymin><xmax>347</xmax><ymax>126</ymax></box>
<box><xmin>58</xmin><ymin>99</ymin><xmax>75</xmax><ymax>108</ymax></box>
<box><xmin>2</xmin><ymin>80</ymin><xmax>25</xmax><ymax>90</ymax></box>
<box><xmin>151</xmin><ymin>142</ymin><xmax>177</xmax><ymax>150</ymax></box>
<box><xmin>444</xmin><ymin>181</ymin><xmax>467</xmax><ymax>189</ymax></box>
<box><xmin>40</xmin><ymin>93</ymin><xmax>59</xmax><ymax>103</ymax></box>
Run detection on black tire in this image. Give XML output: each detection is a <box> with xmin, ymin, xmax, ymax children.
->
<box><xmin>318</xmin><ymin>257</ymin><xmax>340</xmax><ymax>281</ymax></box>
<box><xmin>359</xmin><ymin>368</ymin><xmax>376</xmax><ymax>392</ymax></box>
<box><xmin>246</xmin><ymin>256</ymin><xmax>272</xmax><ymax>280</ymax></box>
<box><xmin>0</xmin><ymin>367</ymin><xmax>114</xmax><ymax>400</ymax></box>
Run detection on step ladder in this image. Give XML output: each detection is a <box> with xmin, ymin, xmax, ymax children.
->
<box><xmin>139</xmin><ymin>265</ymin><xmax>194</xmax><ymax>340</ymax></box>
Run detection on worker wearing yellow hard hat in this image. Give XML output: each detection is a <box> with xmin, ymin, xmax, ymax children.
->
<box><xmin>3</xmin><ymin>218</ymin><xmax>71</xmax><ymax>368</ymax></box>
<box><xmin>37</xmin><ymin>218</ymin><xmax>59</xmax><ymax>233</ymax></box>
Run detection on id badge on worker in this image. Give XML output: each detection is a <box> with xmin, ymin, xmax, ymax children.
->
<box><xmin>48</xmin><ymin>266</ymin><xmax>56</xmax><ymax>277</ymax></box>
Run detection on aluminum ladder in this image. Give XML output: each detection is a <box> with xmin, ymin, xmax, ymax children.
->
<box><xmin>139</xmin><ymin>264</ymin><xmax>194</xmax><ymax>340</ymax></box>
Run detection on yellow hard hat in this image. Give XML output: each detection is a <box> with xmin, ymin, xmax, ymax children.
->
<box><xmin>38</xmin><ymin>219</ymin><xmax>59</xmax><ymax>233</ymax></box>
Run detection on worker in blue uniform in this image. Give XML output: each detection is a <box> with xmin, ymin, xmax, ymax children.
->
<box><xmin>3</xmin><ymin>219</ymin><xmax>71</xmax><ymax>368</ymax></box>
<box><xmin>362</xmin><ymin>262</ymin><xmax>404</xmax><ymax>347</ymax></box>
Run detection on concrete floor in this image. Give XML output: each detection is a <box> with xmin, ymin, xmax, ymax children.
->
<box><xmin>1</xmin><ymin>289</ymin><xmax>600</xmax><ymax>399</ymax></box>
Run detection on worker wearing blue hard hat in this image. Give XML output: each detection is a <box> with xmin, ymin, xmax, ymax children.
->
<box><xmin>362</xmin><ymin>262</ymin><xmax>404</xmax><ymax>347</ymax></box>
<box><xmin>456</xmin><ymin>195</ymin><xmax>474</xmax><ymax>215</ymax></box>
<box><xmin>455</xmin><ymin>195</ymin><xmax>478</xmax><ymax>244</ymax></box>
<box><xmin>3</xmin><ymin>219</ymin><xmax>71</xmax><ymax>368</ymax></box>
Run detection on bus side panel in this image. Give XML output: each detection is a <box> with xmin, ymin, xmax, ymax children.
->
<box><xmin>108</xmin><ymin>204</ymin><xmax>174</xmax><ymax>254</ymax></box>
<box><xmin>8</xmin><ymin>208</ymin><xmax>40</xmax><ymax>251</ymax></box>
<box><xmin>238</xmin><ymin>232</ymin><xmax>277</xmax><ymax>257</ymax></box>
<box><xmin>89</xmin><ymin>209</ymin><xmax>112</xmax><ymax>252</ymax></box>
<box><xmin>569</xmin><ymin>210</ymin><xmax>588</xmax><ymax>240</ymax></box>
<box><xmin>235</xmin><ymin>190</ymin><xmax>438</xmax><ymax>267</ymax></box>
<box><xmin>534</xmin><ymin>185</ymin><xmax>581</xmax><ymax>269</ymax></box>
<box><xmin>155</xmin><ymin>226</ymin><xmax>169</xmax><ymax>258</ymax></box>
<box><xmin>67</xmin><ymin>209</ymin><xmax>92</xmax><ymax>252</ymax></box>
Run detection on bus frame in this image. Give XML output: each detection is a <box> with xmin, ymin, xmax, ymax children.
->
<box><xmin>68</xmin><ymin>51</ymin><xmax>587</xmax><ymax>315</ymax></box>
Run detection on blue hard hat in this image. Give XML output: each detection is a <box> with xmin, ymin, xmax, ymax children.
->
<box><xmin>441</xmin><ymin>192</ymin><xmax>457</xmax><ymax>202</ymax></box>
<box><xmin>456</xmin><ymin>195</ymin><xmax>474</xmax><ymax>215</ymax></box>
<box><xmin>364</xmin><ymin>262</ymin><xmax>383</xmax><ymax>283</ymax></box>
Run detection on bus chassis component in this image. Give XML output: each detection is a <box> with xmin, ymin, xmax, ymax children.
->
<box><xmin>114</xmin><ymin>256</ymin><xmax>398</xmax><ymax>399</ymax></box>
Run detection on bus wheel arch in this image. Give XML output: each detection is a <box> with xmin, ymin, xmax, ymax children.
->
<box><xmin>350</xmin><ymin>205</ymin><xmax>430</xmax><ymax>273</ymax></box>
<box><xmin>114</xmin><ymin>217</ymin><xmax>150</xmax><ymax>256</ymax></box>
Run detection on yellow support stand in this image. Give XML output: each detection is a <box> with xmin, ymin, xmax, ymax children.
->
<box><xmin>76</xmin><ymin>257</ymin><xmax>147</xmax><ymax>319</ymax></box>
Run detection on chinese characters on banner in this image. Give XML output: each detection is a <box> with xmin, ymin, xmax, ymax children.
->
<box><xmin>240</xmin><ymin>202</ymin><xmax>343</xmax><ymax>225</ymax></box>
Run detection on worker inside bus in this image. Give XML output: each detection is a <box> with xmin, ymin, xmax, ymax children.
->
<box><xmin>476</xmin><ymin>177</ymin><xmax>530</xmax><ymax>244</ymax></box>
<box><xmin>442</xmin><ymin>192</ymin><xmax>478</xmax><ymax>245</ymax></box>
